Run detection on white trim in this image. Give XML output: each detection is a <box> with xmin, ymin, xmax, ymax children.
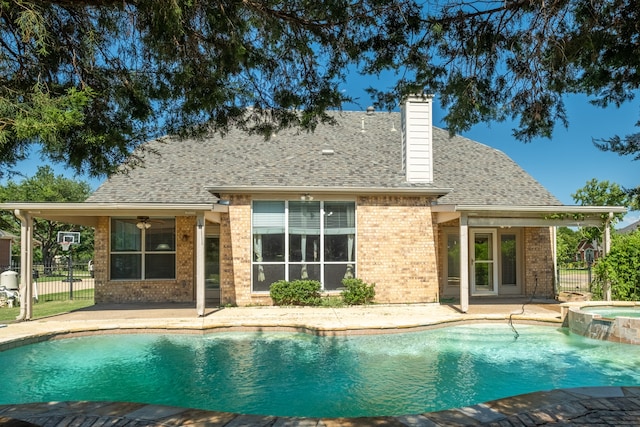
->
<box><xmin>459</xmin><ymin>214</ymin><xmax>469</xmax><ymax>313</ymax></box>
<box><xmin>433</xmin><ymin>204</ymin><xmax>626</xmax><ymax>214</ymax></box>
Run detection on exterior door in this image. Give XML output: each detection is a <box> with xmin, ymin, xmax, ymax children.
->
<box><xmin>471</xmin><ymin>230</ymin><xmax>498</xmax><ymax>295</ymax></box>
<box><xmin>205</xmin><ymin>236</ymin><xmax>220</xmax><ymax>303</ymax></box>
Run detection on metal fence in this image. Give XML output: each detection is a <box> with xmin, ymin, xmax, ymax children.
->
<box><xmin>556</xmin><ymin>265</ymin><xmax>593</xmax><ymax>293</ymax></box>
<box><xmin>1</xmin><ymin>261</ymin><xmax>94</xmax><ymax>302</ymax></box>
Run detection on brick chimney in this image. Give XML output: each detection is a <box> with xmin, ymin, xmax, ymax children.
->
<box><xmin>401</xmin><ymin>94</ymin><xmax>433</xmax><ymax>183</ymax></box>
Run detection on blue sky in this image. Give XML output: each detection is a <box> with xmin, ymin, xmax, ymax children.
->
<box><xmin>445</xmin><ymin>95</ymin><xmax>639</xmax><ymax>228</ymax></box>
<box><xmin>8</xmin><ymin>88</ymin><xmax>639</xmax><ymax>228</ymax></box>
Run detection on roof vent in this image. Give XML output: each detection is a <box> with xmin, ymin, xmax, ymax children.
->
<box><xmin>322</xmin><ymin>149</ymin><xmax>335</xmax><ymax>155</ymax></box>
<box><xmin>366</xmin><ymin>106</ymin><xmax>375</xmax><ymax>115</ymax></box>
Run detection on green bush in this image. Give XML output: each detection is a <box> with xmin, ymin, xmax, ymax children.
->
<box><xmin>269</xmin><ymin>280</ymin><xmax>322</xmax><ymax>306</ymax></box>
<box><xmin>341</xmin><ymin>278</ymin><xmax>375</xmax><ymax>305</ymax></box>
<box><xmin>593</xmin><ymin>232</ymin><xmax>640</xmax><ymax>300</ymax></box>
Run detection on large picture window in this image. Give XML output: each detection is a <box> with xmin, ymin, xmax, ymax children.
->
<box><xmin>252</xmin><ymin>201</ymin><xmax>356</xmax><ymax>292</ymax></box>
<box><xmin>110</xmin><ymin>218</ymin><xmax>176</xmax><ymax>280</ymax></box>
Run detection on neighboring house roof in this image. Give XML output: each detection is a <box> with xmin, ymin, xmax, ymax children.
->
<box><xmin>0</xmin><ymin>230</ymin><xmax>17</xmax><ymax>240</ymax></box>
<box><xmin>87</xmin><ymin>111</ymin><xmax>561</xmax><ymax>207</ymax></box>
<box><xmin>618</xmin><ymin>220</ymin><xmax>640</xmax><ymax>234</ymax></box>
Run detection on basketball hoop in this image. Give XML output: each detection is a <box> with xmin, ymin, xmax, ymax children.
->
<box><xmin>60</xmin><ymin>241</ymin><xmax>71</xmax><ymax>251</ymax></box>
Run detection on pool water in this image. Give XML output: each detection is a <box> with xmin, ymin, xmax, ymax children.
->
<box><xmin>582</xmin><ymin>306</ymin><xmax>640</xmax><ymax>318</ymax></box>
<box><xmin>1</xmin><ymin>324</ymin><xmax>640</xmax><ymax>418</ymax></box>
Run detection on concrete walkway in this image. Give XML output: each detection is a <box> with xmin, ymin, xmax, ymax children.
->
<box><xmin>1</xmin><ymin>300</ymin><xmax>639</xmax><ymax>425</ymax></box>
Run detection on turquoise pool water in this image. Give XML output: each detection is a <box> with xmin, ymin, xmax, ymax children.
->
<box><xmin>582</xmin><ymin>306</ymin><xmax>640</xmax><ymax>318</ymax></box>
<box><xmin>1</xmin><ymin>324</ymin><xmax>640</xmax><ymax>418</ymax></box>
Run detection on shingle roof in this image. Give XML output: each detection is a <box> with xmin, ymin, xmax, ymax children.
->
<box><xmin>87</xmin><ymin>111</ymin><xmax>561</xmax><ymax>206</ymax></box>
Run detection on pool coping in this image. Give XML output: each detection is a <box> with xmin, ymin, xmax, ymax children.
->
<box><xmin>2</xmin><ymin>386</ymin><xmax>640</xmax><ymax>426</ymax></box>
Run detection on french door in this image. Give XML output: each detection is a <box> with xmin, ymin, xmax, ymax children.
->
<box><xmin>471</xmin><ymin>229</ymin><xmax>498</xmax><ymax>295</ymax></box>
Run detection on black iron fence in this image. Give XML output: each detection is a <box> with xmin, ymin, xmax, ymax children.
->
<box><xmin>557</xmin><ymin>265</ymin><xmax>593</xmax><ymax>293</ymax></box>
<box><xmin>0</xmin><ymin>261</ymin><xmax>94</xmax><ymax>302</ymax></box>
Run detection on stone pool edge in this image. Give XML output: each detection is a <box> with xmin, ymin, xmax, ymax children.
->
<box><xmin>1</xmin><ymin>386</ymin><xmax>640</xmax><ymax>426</ymax></box>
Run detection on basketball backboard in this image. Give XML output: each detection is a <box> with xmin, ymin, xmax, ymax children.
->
<box><xmin>57</xmin><ymin>231</ymin><xmax>81</xmax><ymax>244</ymax></box>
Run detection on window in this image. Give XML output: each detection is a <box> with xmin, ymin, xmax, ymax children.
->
<box><xmin>252</xmin><ymin>201</ymin><xmax>356</xmax><ymax>291</ymax></box>
<box><xmin>446</xmin><ymin>232</ymin><xmax>460</xmax><ymax>287</ymax></box>
<box><xmin>110</xmin><ymin>218</ymin><xmax>176</xmax><ymax>280</ymax></box>
<box><xmin>500</xmin><ymin>234</ymin><xmax>517</xmax><ymax>286</ymax></box>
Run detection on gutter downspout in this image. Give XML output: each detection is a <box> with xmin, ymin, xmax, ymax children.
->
<box><xmin>14</xmin><ymin>209</ymin><xmax>33</xmax><ymax>321</ymax></box>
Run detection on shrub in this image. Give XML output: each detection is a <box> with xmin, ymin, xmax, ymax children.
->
<box><xmin>270</xmin><ymin>280</ymin><xmax>322</xmax><ymax>306</ymax></box>
<box><xmin>592</xmin><ymin>231</ymin><xmax>640</xmax><ymax>301</ymax></box>
<box><xmin>341</xmin><ymin>278</ymin><xmax>375</xmax><ymax>305</ymax></box>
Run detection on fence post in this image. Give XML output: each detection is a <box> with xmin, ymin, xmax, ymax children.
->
<box><xmin>67</xmin><ymin>246</ymin><xmax>74</xmax><ymax>300</ymax></box>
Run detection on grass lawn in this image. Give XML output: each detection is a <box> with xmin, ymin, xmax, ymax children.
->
<box><xmin>0</xmin><ymin>296</ymin><xmax>94</xmax><ymax>323</ymax></box>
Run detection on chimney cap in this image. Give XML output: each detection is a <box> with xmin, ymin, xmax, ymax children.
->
<box><xmin>366</xmin><ymin>106</ymin><xmax>375</xmax><ymax>115</ymax></box>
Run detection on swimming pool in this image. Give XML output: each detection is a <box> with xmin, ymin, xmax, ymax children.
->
<box><xmin>582</xmin><ymin>305</ymin><xmax>640</xmax><ymax>318</ymax></box>
<box><xmin>1</xmin><ymin>324</ymin><xmax>639</xmax><ymax>418</ymax></box>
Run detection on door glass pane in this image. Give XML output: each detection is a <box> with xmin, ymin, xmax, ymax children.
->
<box><xmin>474</xmin><ymin>233</ymin><xmax>492</xmax><ymax>261</ymax></box>
<box><xmin>474</xmin><ymin>232</ymin><xmax>494</xmax><ymax>293</ymax></box>
<box><xmin>501</xmin><ymin>234</ymin><xmax>517</xmax><ymax>286</ymax></box>
<box><xmin>205</xmin><ymin>237</ymin><xmax>220</xmax><ymax>289</ymax></box>
<box><xmin>475</xmin><ymin>263</ymin><xmax>493</xmax><ymax>291</ymax></box>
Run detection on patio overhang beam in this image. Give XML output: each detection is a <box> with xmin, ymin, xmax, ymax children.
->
<box><xmin>0</xmin><ymin>202</ymin><xmax>223</xmax><ymax>226</ymax></box>
<box><xmin>205</xmin><ymin>185</ymin><xmax>452</xmax><ymax>197</ymax></box>
<box><xmin>433</xmin><ymin>204</ymin><xmax>626</xmax><ymax>227</ymax></box>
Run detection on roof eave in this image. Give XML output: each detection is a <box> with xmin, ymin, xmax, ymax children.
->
<box><xmin>205</xmin><ymin>185</ymin><xmax>452</xmax><ymax>196</ymax></box>
<box><xmin>0</xmin><ymin>202</ymin><xmax>223</xmax><ymax>226</ymax></box>
<box><xmin>451</xmin><ymin>204</ymin><xmax>627</xmax><ymax>214</ymax></box>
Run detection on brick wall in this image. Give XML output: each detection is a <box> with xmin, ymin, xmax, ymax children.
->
<box><xmin>523</xmin><ymin>227</ymin><xmax>555</xmax><ymax>298</ymax></box>
<box><xmin>94</xmin><ymin>216</ymin><xmax>196</xmax><ymax>303</ymax></box>
<box><xmin>219</xmin><ymin>195</ymin><xmax>269</xmax><ymax>306</ymax></box>
<box><xmin>356</xmin><ymin>195</ymin><xmax>439</xmax><ymax>303</ymax></box>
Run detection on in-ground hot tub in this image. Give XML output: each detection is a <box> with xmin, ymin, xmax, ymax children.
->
<box><xmin>564</xmin><ymin>302</ymin><xmax>640</xmax><ymax>344</ymax></box>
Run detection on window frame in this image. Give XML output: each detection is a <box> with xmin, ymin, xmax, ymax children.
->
<box><xmin>251</xmin><ymin>200</ymin><xmax>356</xmax><ymax>292</ymax></box>
<box><xmin>109</xmin><ymin>217</ymin><xmax>177</xmax><ymax>281</ymax></box>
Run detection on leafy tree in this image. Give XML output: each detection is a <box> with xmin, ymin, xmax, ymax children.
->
<box><xmin>556</xmin><ymin>227</ymin><xmax>580</xmax><ymax>265</ymax></box>
<box><xmin>2</xmin><ymin>0</ymin><xmax>640</xmax><ymax>196</ymax></box>
<box><xmin>571</xmin><ymin>179</ymin><xmax>633</xmax><ymax>242</ymax></box>
<box><xmin>0</xmin><ymin>0</ymin><xmax>419</xmax><ymax>178</ymax></box>
<box><xmin>0</xmin><ymin>166</ymin><xmax>93</xmax><ymax>269</ymax></box>
<box><xmin>592</xmin><ymin>231</ymin><xmax>640</xmax><ymax>301</ymax></box>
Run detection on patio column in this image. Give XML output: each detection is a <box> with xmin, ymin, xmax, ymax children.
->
<box><xmin>14</xmin><ymin>209</ymin><xmax>33</xmax><ymax>321</ymax></box>
<box><xmin>460</xmin><ymin>213</ymin><xmax>469</xmax><ymax>313</ymax></box>
<box><xmin>195</xmin><ymin>214</ymin><xmax>206</xmax><ymax>316</ymax></box>
<box><xmin>603</xmin><ymin>212</ymin><xmax>613</xmax><ymax>301</ymax></box>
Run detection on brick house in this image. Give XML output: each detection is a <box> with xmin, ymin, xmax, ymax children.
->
<box><xmin>2</xmin><ymin>96</ymin><xmax>625</xmax><ymax>317</ymax></box>
<box><xmin>0</xmin><ymin>229</ymin><xmax>16</xmax><ymax>269</ymax></box>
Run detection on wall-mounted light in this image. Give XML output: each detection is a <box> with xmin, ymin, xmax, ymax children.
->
<box><xmin>136</xmin><ymin>216</ymin><xmax>151</xmax><ymax>229</ymax></box>
<box><xmin>300</xmin><ymin>194</ymin><xmax>314</xmax><ymax>201</ymax></box>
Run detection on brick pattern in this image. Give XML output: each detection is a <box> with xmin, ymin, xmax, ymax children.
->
<box><xmin>357</xmin><ymin>195</ymin><xmax>439</xmax><ymax>303</ymax></box>
<box><xmin>219</xmin><ymin>195</ymin><xmax>273</xmax><ymax>306</ymax></box>
<box><xmin>94</xmin><ymin>216</ymin><xmax>195</xmax><ymax>303</ymax></box>
<box><xmin>523</xmin><ymin>227</ymin><xmax>555</xmax><ymax>298</ymax></box>
<box><xmin>93</xmin><ymin>210</ymin><xmax>556</xmax><ymax>306</ymax></box>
